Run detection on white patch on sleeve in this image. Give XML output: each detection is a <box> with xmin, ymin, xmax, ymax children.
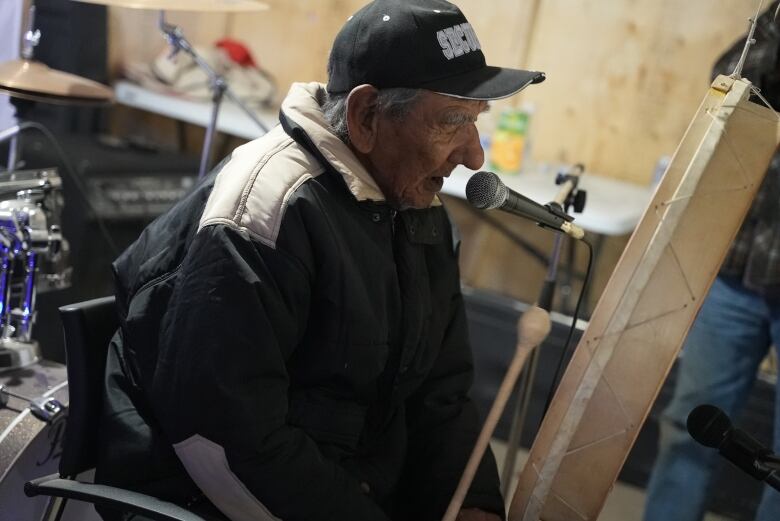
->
<box><xmin>173</xmin><ymin>435</ymin><xmax>282</xmax><ymax>521</ymax></box>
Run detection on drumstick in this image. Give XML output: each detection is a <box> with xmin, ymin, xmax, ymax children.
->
<box><xmin>442</xmin><ymin>305</ymin><xmax>551</xmax><ymax>521</ymax></box>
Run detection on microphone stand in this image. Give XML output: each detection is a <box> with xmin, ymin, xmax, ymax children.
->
<box><xmin>738</xmin><ymin>445</ymin><xmax>780</xmax><ymax>491</ymax></box>
<box><xmin>758</xmin><ymin>452</ymin><xmax>780</xmax><ymax>492</ymax></box>
<box><xmin>499</xmin><ymin>164</ymin><xmax>587</xmax><ymax>496</ymax></box>
<box><xmin>758</xmin><ymin>452</ymin><xmax>780</xmax><ymax>471</ymax></box>
<box><xmin>157</xmin><ymin>11</ymin><xmax>270</xmax><ymax>178</ymax></box>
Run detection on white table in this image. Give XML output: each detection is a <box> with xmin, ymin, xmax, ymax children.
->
<box><xmin>114</xmin><ymin>80</ymin><xmax>278</xmax><ymax>141</ymax></box>
<box><xmin>443</xmin><ymin>165</ymin><xmax>655</xmax><ymax>236</ymax></box>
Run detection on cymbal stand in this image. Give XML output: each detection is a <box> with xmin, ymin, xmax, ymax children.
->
<box><xmin>157</xmin><ymin>11</ymin><xmax>270</xmax><ymax>178</ymax></box>
<box><xmin>499</xmin><ymin>164</ymin><xmax>587</xmax><ymax>497</ymax></box>
<box><xmin>3</xmin><ymin>98</ymin><xmax>35</xmax><ymax>174</ymax></box>
<box><xmin>5</xmin><ymin>131</ymin><xmax>19</xmax><ymax>173</ymax></box>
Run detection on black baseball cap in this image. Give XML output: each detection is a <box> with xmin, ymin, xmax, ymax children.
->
<box><xmin>326</xmin><ymin>0</ymin><xmax>545</xmax><ymax>100</ymax></box>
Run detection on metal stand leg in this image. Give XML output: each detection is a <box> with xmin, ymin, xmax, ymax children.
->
<box><xmin>497</xmin><ymin>166</ymin><xmax>589</xmax><ymax>495</ymax></box>
<box><xmin>500</xmin><ymin>233</ymin><xmax>564</xmax><ymax>495</ymax></box>
<box><xmin>7</xmin><ymin>135</ymin><xmax>18</xmax><ymax>171</ymax></box>
<box><xmin>199</xmin><ymin>81</ymin><xmax>226</xmax><ymax>178</ymax></box>
<box><xmin>39</xmin><ymin>496</ymin><xmax>67</xmax><ymax>521</ymax></box>
<box><xmin>500</xmin><ymin>350</ymin><xmax>538</xmax><ymax>496</ymax></box>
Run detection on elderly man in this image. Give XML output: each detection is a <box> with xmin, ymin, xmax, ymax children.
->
<box><xmin>96</xmin><ymin>1</ymin><xmax>544</xmax><ymax>520</ymax></box>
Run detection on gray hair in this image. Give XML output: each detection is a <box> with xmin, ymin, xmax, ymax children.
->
<box><xmin>322</xmin><ymin>88</ymin><xmax>421</xmax><ymax>144</ymax></box>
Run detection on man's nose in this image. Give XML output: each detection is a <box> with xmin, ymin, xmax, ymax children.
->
<box><xmin>451</xmin><ymin>124</ymin><xmax>484</xmax><ymax>170</ymax></box>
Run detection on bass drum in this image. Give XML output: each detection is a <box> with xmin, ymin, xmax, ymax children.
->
<box><xmin>0</xmin><ymin>361</ymin><xmax>100</xmax><ymax>521</ymax></box>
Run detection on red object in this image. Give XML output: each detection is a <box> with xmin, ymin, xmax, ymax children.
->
<box><xmin>216</xmin><ymin>38</ymin><xmax>259</xmax><ymax>68</ymax></box>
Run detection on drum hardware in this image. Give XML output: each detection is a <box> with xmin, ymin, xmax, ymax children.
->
<box><xmin>0</xmin><ymin>383</ymin><xmax>64</xmax><ymax>423</ymax></box>
<box><xmin>0</xmin><ymin>2</ymin><xmax>87</xmax><ymax>370</ymax></box>
<box><xmin>0</xmin><ymin>169</ymin><xmax>69</xmax><ymax>370</ymax></box>
<box><xmin>0</xmin><ymin>5</ymin><xmax>113</xmax><ymax>109</ymax></box>
<box><xmin>1</xmin><ymin>4</ymin><xmax>112</xmax><ymax>172</ymax></box>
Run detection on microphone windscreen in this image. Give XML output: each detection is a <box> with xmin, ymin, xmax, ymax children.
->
<box><xmin>466</xmin><ymin>171</ymin><xmax>506</xmax><ymax>210</ymax></box>
<box><xmin>687</xmin><ymin>404</ymin><xmax>732</xmax><ymax>448</ymax></box>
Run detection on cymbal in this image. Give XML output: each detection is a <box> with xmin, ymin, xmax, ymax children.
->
<box><xmin>70</xmin><ymin>0</ymin><xmax>269</xmax><ymax>11</ymax></box>
<box><xmin>0</xmin><ymin>60</ymin><xmax>113</xmax><ymax>105</ymax></box>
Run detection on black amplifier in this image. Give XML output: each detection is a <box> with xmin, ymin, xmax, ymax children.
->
<box><xmin>86</xmin><ymin>172</ymin><xmax>196</xmax><ymax>220</ymax></box>
<box><xmin>19</xmin><ymin>134</ymin><xmax>200</xmax><ymax>223</ymax></box>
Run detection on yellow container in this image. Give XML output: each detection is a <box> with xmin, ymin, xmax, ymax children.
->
<box><xmin>490</xmin><ymin>108</ymin><xmax>531</xmax><ymax>174</ymax></box>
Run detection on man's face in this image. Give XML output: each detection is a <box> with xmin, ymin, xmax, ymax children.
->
<box><xmin>367</xmin><ymin>91</ymin><xmax>488</xmax><ymax>209</ymax></box>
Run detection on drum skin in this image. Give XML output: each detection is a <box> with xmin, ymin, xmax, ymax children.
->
<box><xmin>0</xmin><ymin>361</ymin><xmax>99</xmax><ymax>520</ymax></box>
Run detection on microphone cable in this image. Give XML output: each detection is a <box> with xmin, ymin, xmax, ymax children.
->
<box><xmin>540</xmin><ymin>233</ymin><xmax>594</xmax><ymax>417</ymax></box>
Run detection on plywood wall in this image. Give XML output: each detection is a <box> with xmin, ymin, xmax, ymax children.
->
<box><xmin>108</xmin><ymin>0</ymin><xmax>759</xmax><ymax>185</ymax></box>
<box><xmin>226</xmin><ymin>0</ymin><xmax>366</xmax><ymax>91</ymax></box>
<box><xmin>520</xmin><ymin>0</ymin><xmax>760</xmax><ymax>184</ymax></box>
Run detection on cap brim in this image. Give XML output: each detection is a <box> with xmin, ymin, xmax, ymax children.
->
<box><xmin>420</xmin><ymin>66</ymin><xmax>545</xmax><ymax>100</ymax></box>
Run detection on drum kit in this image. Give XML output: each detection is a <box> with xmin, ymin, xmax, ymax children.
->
<box><xmin>0</xmin><ymin>1</ymin><xmax>267</xmax><ymax>519</ymax></box>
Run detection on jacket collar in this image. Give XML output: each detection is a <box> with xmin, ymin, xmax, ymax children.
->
<box><xmin>279</xmin><ymin>82</ymin><xmax>441</xmax><ymax>207</ymax></box>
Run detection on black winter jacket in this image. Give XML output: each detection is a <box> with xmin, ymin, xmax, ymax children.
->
<box><xmin>96</xmin><ymin>82</ymin><xmax>503</xmax><ymax>521</ymax></box>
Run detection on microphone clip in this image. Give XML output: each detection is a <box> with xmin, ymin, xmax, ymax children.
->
<box><xmin>544</xmin><ymin>202</ymin><xmax>575</xmax><ymax>223</ymax></box>
<box><xmin>550</xmin><ymin>164</ymin><xmax>588</xmax><ymax>215</ymax></box>
<box><xmin>756</xmin><ymin>449</ymin><xmax>780</xmax><ymax>472</ymax></box>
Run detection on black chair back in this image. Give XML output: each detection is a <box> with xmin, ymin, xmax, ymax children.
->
<box><xmin>58</xmin><ymin>296</ymin><xmax>118</xmax><ymax>478</ymax></box>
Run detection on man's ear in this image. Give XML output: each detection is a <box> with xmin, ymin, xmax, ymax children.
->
<box><xmin>346</xmin><ymin>85</ymin><xmax>380</xmax><ymax>154</ymax></box>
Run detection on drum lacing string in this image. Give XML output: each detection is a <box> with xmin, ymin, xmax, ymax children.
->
<box><xmin>731</xmin><ymin>0</ymin><xmax>766</xmax><ymax>81</ymax></box>
<box><xmin>749</xmin><ymin>85</ymin><xmax>780</xmax><ymax>119</ymax></box>
<box><xmin>727</xmin><ymin>0</ymin><xmax>780</xmax><ymax>118</ymax></box>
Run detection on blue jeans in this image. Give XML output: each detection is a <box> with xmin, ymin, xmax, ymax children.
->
<box><xmin>643</xmin><ymin>276</ymin><xmax>780</xmax><ymax>521</ymax></box>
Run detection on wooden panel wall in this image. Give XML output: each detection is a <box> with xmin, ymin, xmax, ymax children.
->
<box><xmin>108</xmin><ymin>0</ymin><xmax>758</xmax><ymax>184</ymax></box>
<box><xmin>226</xmin><ymin>0</ymin><xmax>365</xmax><ymax>92</ymax></box>
<box><xmin>520</xmin><ymin>0</ymin><xmax>759</xmax><ymax>184</ymax></box>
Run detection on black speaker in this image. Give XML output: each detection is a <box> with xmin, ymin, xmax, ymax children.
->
<box><xmin>25</xmin><ymin>0</ymin><xmax>109</xmax><ymax>134</ymax></box>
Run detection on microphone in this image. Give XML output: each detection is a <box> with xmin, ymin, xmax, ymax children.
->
<box><xmin>687</xmin><ymin>404</ymin><xmax>780</xmax><ymax>490</ymax></box>
<box><xmin>465</xmin><ymin>171</ymin><xmax>585</xmax><ymax>240</ymax></box>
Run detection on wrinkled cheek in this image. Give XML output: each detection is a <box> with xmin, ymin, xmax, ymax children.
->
<box><xmin>401</xmin><ymin>181</ymin><xmax>436</xmax><ymax>209</ymax></box>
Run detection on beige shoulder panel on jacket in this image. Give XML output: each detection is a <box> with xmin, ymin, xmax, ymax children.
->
<box><xmin>199</xmin><ymin>126</ymin><xmax>324</xmax><ymax>248</ymax></box>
